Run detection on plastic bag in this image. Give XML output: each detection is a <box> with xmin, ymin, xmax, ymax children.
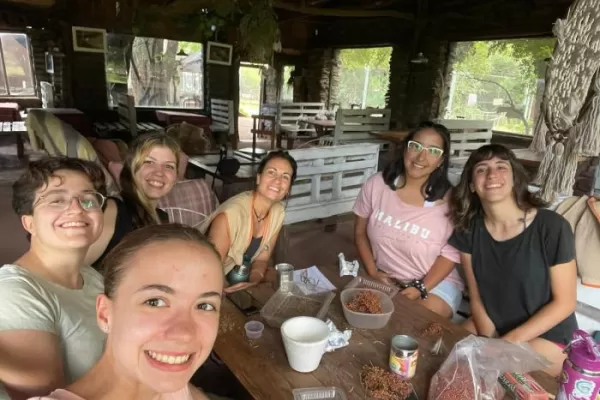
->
<box><xmin>428</xmin><ymin>335</ymin><xmax>549</xmax><ymax>400</ymax></box>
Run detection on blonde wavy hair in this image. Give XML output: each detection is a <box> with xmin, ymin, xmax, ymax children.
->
<box><xmin>120</xmin><ymin>132</ymin><xmax>181</xmax><ymax>228</ymax></box>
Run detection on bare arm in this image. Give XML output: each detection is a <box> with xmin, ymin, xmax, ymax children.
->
<box><xmin>206</xmin><ymin>213</ymin><xmax>231</xmax><ymax>264</ymax></box>
<box><xmin>0</xmin><ymin>330</ymin><xmax>65</xmax><ymax>399</ymax></box>
<box><xmin>461</xmin><ymin>252</ymin><xmax>497</xmax><ymax>337</ymax></box>
<box><xmin>502</xmin><ymin>260</ymin><xmax>577</xmax><ymax>343</ymax></box>
<box><xmin>354</xmin><ymin>215</ymin><xmax>391</xmax><ymax>283</ymax></box>
<box><xmin>423</xmin><ymin>256</ymin><xmax>456</xmax><ymax>290</ymax></box>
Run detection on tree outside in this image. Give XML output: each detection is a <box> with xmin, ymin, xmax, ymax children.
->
<box><xmin>105</xmin><ymin>34</ymin><xmax>204</xmax><ymax>108</ymax></box>
<box><xmin>445</xmin><ymin>38</ymin><xmax>555</xmax><ymax>135</ymax></box>
<box><xmin>338</xmin><ymin>47</ymin><xmax>392</xmax><ymax>109</ymax></box>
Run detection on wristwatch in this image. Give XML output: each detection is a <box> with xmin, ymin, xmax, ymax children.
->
<box><xmin>410</xmin><ymin>279</ymin><xmax>428</xmax><ymax>299</ymax></box>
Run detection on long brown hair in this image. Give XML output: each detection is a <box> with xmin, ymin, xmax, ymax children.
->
<box><xmin>119</xmin><ymin>132</ymin><xmax>181</xmax><ymax>228</ymax></box>
<box><xmin>450</xmin><ymin>144</ymin><xmax>548</xmax><ymax>232</ymax></box>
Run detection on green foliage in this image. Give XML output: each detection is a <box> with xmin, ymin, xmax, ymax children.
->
<box><xmin>338</xmin><ymin>48</ymin><xmax>392</xmax><ymax>108</ymax></box>
<box><xmin>339</xmin><ymin>47</ymin><xmax>392</xmax><ymax>69</ymax></box>
<box><xmin>447</xmin><ymin>39</ymin><xmax>554</xmax><ymax>135</ymax></box>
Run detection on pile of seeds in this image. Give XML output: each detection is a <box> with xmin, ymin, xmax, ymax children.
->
<box><xmin>361</xmin><ymin>365</ymin><xmax>413</xmax><ymax>400</ymax></box>
<box><xmin>219</xmin><ymin>313</ymin><xmax>237</xmax><ymax>334</ymax></box>
<box><xmin>421</xmin><ymin>322</ymin><xmax>444</xmax><ymax>338</ymax></box>
<box><xmin>347</xmin><ymin>291</ymin><xmax>383</xmax><ymax>314</ymax></box>
<box><xmin>429</xmin><ymin>362</ymin><xmax>504</xmax><ymax>400</ymax></box>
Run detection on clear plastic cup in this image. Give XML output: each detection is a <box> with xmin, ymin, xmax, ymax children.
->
<box><xmin>244</xmin><ymin>320</ymin><xmax>265</xmax><ymax>339</ymax></box>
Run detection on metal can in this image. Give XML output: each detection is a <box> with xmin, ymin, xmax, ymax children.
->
<box><xmin>389</xmin><ymin>335</ymin><xmax>419</xmax><ymax>380</ymax></box>
<box><xmin>275</xmin><ymin>263</ymin><xmax>294</xmax><ymax>293</ymax></box>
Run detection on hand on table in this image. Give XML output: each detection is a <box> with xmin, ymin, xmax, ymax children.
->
<box><xmin>401</xmin><ymin>287</ymin><xmax>421</xmax><ymax>301</ymax></box>
<box><xmin>369</xmin><ymin>270</ymin><xmax>393</xmax><ymax>285</ymax></box>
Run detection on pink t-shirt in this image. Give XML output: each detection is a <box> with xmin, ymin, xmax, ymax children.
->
<box><xmin>353</xmin><ymin>173</ymin><xmax>463</xmax><ymax>289</ymax></box>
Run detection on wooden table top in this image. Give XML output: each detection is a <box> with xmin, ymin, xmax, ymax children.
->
<box><xmin>213</xmin><ymin>265</ymin><xmax>558</xmax><ymax>399</ymax></box>
<box><xmin>370</xmin><ymin>129</ymin><xmax>410</xmax><ymax>143</ymax></box>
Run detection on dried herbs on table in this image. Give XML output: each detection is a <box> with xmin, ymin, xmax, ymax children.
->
<box><xmin>361</xmin><ymin>365</ymin><xmax>414</xmax><ymax>400</ymax></box>
<box><xmin>346</xmin><ymin>291</ymin><xmax>383</xmax><ymax>314</ymax></box>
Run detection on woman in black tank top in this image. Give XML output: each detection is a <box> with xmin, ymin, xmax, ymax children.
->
<box><xmin>85</xmin><ymin>133</ymin><xmax>181</xmax><ymax>267</ymax></box>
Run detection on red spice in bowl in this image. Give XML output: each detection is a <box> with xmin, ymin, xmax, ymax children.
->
<box><xmin>346</xmin><ymin>290</ymin><xmax>383</xmax><ymax>314</ymax></box>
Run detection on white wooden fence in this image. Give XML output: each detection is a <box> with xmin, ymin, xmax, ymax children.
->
<box><xmin>331</xmin><ymin>108</ymin><xmax>391</xmax><ymax>148</ymax></box>
<box><xmin>438</xmin><ymin>119</ymin><xmax>493</xmax><ymax>157</ymax></box>
<box><xmin>284</xmin><ymin>143</ymin><xmax>380</xmax><ymax>224</ymax></box>
<box><xmin>210</xmin><ymin>98</ymin><xmax>234</xmax><ymax>136</ymax></box>
<box><xmin>277</xmin><ymin>102</ymin><xmax>325</xmax><ymax>139</ymax></box>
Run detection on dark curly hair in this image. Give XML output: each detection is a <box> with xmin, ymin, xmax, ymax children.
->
<box><xmin>12</xmin><ymin>157</ymin><xmax>107</xmax><ymax>216</ymax></box>
<box><xmin>450</xmin><ymin>144</ymin><xmax>548</xmax><ymax>232</ymax></box>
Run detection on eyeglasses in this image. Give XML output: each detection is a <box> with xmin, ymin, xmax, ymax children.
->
<box><xmin>407</xmin><ymin>140</ymin><xmax>444</xmax><ymax>158</ymax></box>
<box><xmin>34</xmin><ymin>192</ymin><xmax>106</xmax><ymax>211</ymax></box>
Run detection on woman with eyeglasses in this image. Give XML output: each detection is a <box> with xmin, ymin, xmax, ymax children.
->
<box><xmin>449</xmin><ymin>145</ymin><xmax>577</xmax><ymax>376</ymax></box>
<box><xmin>0</xmin><ymin>157</ymin><xmax>107</xmax><ymax>399</ymax></box>
<box><xmin>84</xmin><ymin>132</ymin><xmax>181</xmax><ymax>267</ymax></box>
<box><xmin>353</xmin><ymin>121</ymin><xmax>463</xmax><ymax>318</ymax></box>
<box><xmin>199</xmin><ymin>150</ymin><xmax>297</xmax><ymax>294</ymax></box>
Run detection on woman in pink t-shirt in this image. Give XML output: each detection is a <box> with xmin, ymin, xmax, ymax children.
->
<box><xmin>353</xmin><ymin>121</ymin><xmax>463</xmax><ymax>318</ymax></box>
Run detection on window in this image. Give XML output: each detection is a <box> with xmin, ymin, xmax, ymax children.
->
<box><xmin>0</xmin><ymin>33</ymin><xmax>35</xmax><ymax>97</ymax></box>
<box><xmin>445</xmin><ymin>38</ymin><xmax>556</xmax><ymax>135</ymax></box>
<box><xmin>105</xmin><ymin>34</ymin><xmax>203</xmax><ymax>108</ymax></box>
<box><xmin>338</xmin><ymin>47</ymin><xmax>391</xmax><ymax>109</ymax></box>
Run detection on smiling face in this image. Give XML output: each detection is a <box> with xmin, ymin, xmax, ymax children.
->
<box><xmin>403</xmin><ymin>128</ymin><xmax>446</xmax><ymax>181</ymax></box>
<box><xmin>97</xmin><ymin>239</ymin><xmax>223</xmax><ymax>394</ymax></box>
<box><xmin>471</xmin><ymin>156</ymin><xmax>515</xmax><ymax>204</ymax></box>
<box><xmin>256</xmin><ymin>157</ymin><xmax>294</xmax><ymax>202</ymax></box>
<box><xmin>23</xmin><ymin>169</ymin><xmax>103</xmax><ymax>250</ymax></box>
<box><xmin>134</xmin><ymin>146</ymin><xmax>178</xmax><ymax>201</ymax></box>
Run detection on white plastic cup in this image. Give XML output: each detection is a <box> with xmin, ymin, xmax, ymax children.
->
<box><xmin>244</xmin><ymin>321</ymin><xmax>264</xmax><ymax>339</ymax></box>
<box><xmin>280</xmin><ymin>316</ymin><xmax>330</xmax><ymax>373</ymax></box>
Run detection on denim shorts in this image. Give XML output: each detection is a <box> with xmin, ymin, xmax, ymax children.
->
<box><xmin>429</xmin><ymin>279</ymin><xmax>464</xmax><ymax>315</ymax></box>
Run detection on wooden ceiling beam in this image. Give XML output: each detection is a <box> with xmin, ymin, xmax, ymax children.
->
<box><xmin>273</xmin><ymin>1</ymin><xmax>414</xmax><ymax>20</ymax></box>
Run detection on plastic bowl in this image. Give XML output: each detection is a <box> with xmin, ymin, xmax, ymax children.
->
<box><xmin>340</xmin><ymin>288</ymin><xmax>394</xmax><ymax>329</ymax></box>
<box><xmin>244</xmin><ymin>320</ymin><xmax>265</xmax><ymax>339</ymax></box>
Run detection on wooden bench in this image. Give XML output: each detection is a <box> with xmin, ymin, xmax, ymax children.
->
<box><xmin>210</xmin><ymin>98</ymin><xmax>234</xmax><ymax>138</ymax></box>
<box><xmin>331</xmin><ymin>108</ymin><xmax>391</xmax><ymax>149</ymax></box>
<box><xmin>276</xmin><ymin>102</ymin><xmax>325</xmax><ymax>148</ymax></box>
<box><xmin>94</xmin><ymin>93</ymin><xmax>162</xmax><ymax>138</ymax></box>
<box><xmin>438</xmin><ymin>119</ymin><xmax>493</xmax><ymax>158</ymax></box>
<box><xmin>274</xmin><ymin>143</ymin><xmax>379</xmax><ymax>260</ymax></box>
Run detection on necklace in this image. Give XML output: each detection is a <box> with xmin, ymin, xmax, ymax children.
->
<box><xmin>253</xmin><ymin>208</ymin><xmax>267</xmax><ymax>223</ymax></box>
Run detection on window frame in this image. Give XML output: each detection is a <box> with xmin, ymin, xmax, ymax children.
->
<box><xmin>0</xmin><ymin>30</ymin><xmax>38</xmax><ymax>99</ymax></box>
<box><xmin>105</xmin><ymin>34</ymin><xmax>206</xmax><ymax>112</ymax></box>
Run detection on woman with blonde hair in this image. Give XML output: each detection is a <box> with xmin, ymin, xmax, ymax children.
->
<box><xmin>85</xmin><ymin>132</ymin><xmax>181</xmax><ymax>266</ymax></box>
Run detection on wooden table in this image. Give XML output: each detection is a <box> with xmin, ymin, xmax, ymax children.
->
<box><xmin>187</xmin><ymin>152</ymin><xmax>259</xmax><ymax>200</ymax></box>
<box><xmin>0</xmin><ymin>121</ymin><xmax>26</xmax><ymax>159</ymax></box>
<box><xmin>213</xmin><ymin>265</ymin><xmax>558</xmax><ymax>399</ymax></box>
<box><xmin>155</xmin><ymin>110</ymin><xmax>211</xmax><ymax>128</ymax></box>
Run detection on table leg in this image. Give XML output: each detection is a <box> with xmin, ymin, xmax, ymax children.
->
<box><xmin>16</xmin><ymin>132</ymin><xmax>24</xmax><ymax>159</ymax></box>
